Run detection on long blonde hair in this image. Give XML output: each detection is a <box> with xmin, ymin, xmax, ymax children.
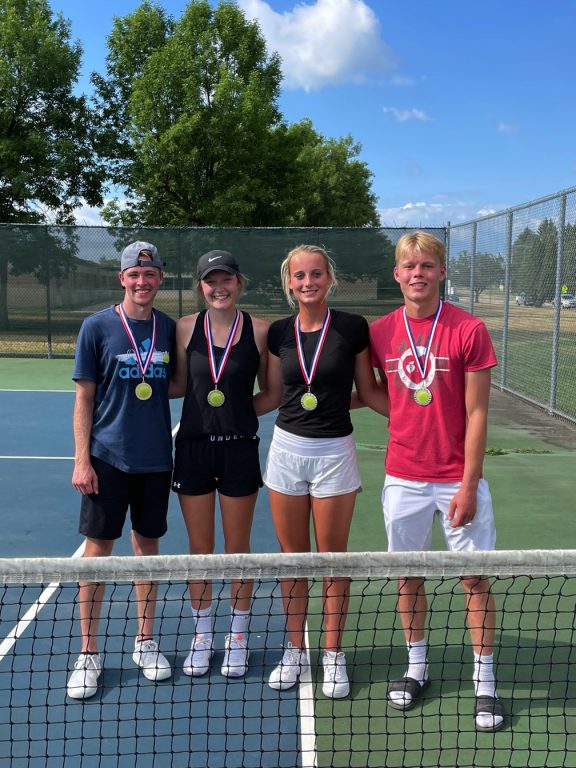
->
<box><xmin>280</xmin><ymin>244</ymin><xmax>338</xmax><ymax>309</ymax></box>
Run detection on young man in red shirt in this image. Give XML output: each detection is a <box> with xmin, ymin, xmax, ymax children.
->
<box><xmin>370</xmin><ymin>231</ymin><xmax>504</xmax><ymax>732</ymax></box>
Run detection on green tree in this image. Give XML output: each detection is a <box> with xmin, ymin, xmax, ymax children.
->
<box><xmin>511</xmin><ymin>226</ymin><xmax>539</xmax><ymax>297</ymax></box>
<box><xmin>283</xmin><ymin>120</ymin><xmax>380</xmax><ymax>227</ymax></box>
<box><xmin>512</xmin><ymin>220</ymin><xmax>557</xmax><ymax>306</ymax></box>
<box><xmin>0</xmin><ymin>0</ymin><xmax>106</xmax><ymax>328</ymax></box>
<box><xmin>448</xmin><ymin>250</ymin><xmax>504</xmax><ymax>302</ymax></box>
<box><xmin>95</xmin><ymin>0</ymin><xmax>380</xmax><ymax>227</ymax></box>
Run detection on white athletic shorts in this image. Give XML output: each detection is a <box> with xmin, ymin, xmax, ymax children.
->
<box><xmin>264</xmin><ymin>426</ymin><xmax>362</xmax><ymax>498</ymax></box>
<box><xmin>382</xmin><ymin>475</ymin><xmax>496</xmax><ymax>552</ymax></box>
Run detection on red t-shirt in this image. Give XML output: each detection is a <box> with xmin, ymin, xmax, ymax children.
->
<box><xmin>369</xmin><ymin>302</ymin><xmax>497</xmax><ymax>482</ymax></box>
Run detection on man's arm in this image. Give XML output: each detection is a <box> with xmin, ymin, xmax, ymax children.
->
<box><xmin>71</xmin><ymin>380</ymin><xmax>98</xmax><ymax>495</ymax></box>
<box><xmin>447</xmin><ymin>368</ymin><xmax>491</xmax><ymax>527</ymax></box>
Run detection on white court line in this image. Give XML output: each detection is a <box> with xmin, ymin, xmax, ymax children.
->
<box><xmin>0</xmin><ymin>389</ymin><xmax>74</xmax><ymax>393</ymax></box>
<box><xmin>1</xmin><ymin>416</ymin><xmax>312</xmax><ymax>762</ymax></box>
<box><xmin>0</xmin><ymin>456</ymin><xmax>73</xmax><ymax>460</ymax></box>
<box><xmin>0</xmin><ymin>420</ymin><xmax>181</xmax><ymax>659</ymax></box>
<box><xmin>0</xmin><ymin>541</ymin><xmax>85</xmax><ymax>663</ymax></box>
<box><xmin>300</xmin><ymin>624</ymin><xmax>318</xmax><ymax>768</ymax></box>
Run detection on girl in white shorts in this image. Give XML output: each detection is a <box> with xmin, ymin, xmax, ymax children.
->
<box><xmin>256</xmin><ymin>244</ymin><xmax>388</xmax><ymax>699</ymax></box>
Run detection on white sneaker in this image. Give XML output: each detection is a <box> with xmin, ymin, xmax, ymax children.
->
<box><xmin>221</xmin><ymin>633</ymin><xmax>250</xmax><ymax>678</ymax></box>
<box><xmin>67</xmin><ymin>653</ymin><xmax>102</xmax><ymax>700</ymax></box>
<box><xmin>268</xmin><ymin>643</ymin><xmax>307</xmax><ymax>691</ymax></box>
<box><xmin>322</xmin><ymin>651</ymin><xmax>350</xmax><ymax>699</ymax></box>
<box><xmin>132</xmin><ymin>639</ymin><xmax>172</xmax><ymax>681</ymax></box>
<box><xmin>183</xmin><ymin>633</ymin><xmax>214</xmax><ymax>677</ymax></box>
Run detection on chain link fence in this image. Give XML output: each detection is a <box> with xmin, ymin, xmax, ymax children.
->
<box><xmin>446</xmin><ymin>186</ymin><xmax>576</xmax><ymax>423</ymax></box>
<box><xmin>2</xmin><ymin>205</ymin><xmax>575</xmax><ymax>424</ymax></box>
<box><xmin>0</xmin><ymin>225</ymin><xmax>444</xmax><ymax>357</ymax></box>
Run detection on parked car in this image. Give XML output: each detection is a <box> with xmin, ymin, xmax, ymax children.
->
<box><xmin>515</xmin><ymin>292</ymin><xmax>535</xmax><ymax>306</ymax></box>
<box><xmin>560</xmin><ymin>294</ymin><xmax>576</xmax><ymax>308</ymax></box>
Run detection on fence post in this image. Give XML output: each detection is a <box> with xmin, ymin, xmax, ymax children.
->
<box><xmin>549</xmin><ymin>193</ymin><xmax>566</xmax><ymax>414</ymax></box>
<box><xmin>45</xmin><ymin>252</ymin><xmax>53</xmax><ymax>359</ymax></box>
<box><xmin>469</xmin><ymin>222</ymin><xmax>477</xmax><ymax>313</ymax></box>
<box><xmin>177</xmin><ymin>230</ymin><xmax>183</xmax><ymax>319</ymax></box>
<box><xmin>445</xmin><ymin>223</ymin><xmax>451</xmax><ymax>298</ymax></box>
<box><xmin>500</xmin><ymin>211</ymin><xmax>513</xmax><ymax>389</ymax></box>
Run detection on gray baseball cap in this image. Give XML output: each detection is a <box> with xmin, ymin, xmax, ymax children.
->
<box><xmin>120</xmin><ymin>241</ymin><xmax>165</xmax><ymax>271</ymax></box>
<box><xmin>197</xmin><ymin>250</ymin><xmax>239</xmax><ymax>280</ymax></box>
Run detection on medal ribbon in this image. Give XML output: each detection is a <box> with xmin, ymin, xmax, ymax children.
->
<box><xmin>295</xmin><ymin>309</ymin><xmax>331</xmax><ymax>387</ymax></box>
<box><xmin>118</xmin><ymin>304</ymin><xmax>156</xmax><ymax>379</ymax></box>
<box><xmin>204</xmin><ymin>310</ymin><xmax>240</xmax><ymax>386</ymax></box>
<box><xmin>403</xmin><ymin>301</ymin><xmax>442</xmax><ymax>382</ymax></box>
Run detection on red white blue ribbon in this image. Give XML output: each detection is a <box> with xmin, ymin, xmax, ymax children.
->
<box><xmin>118</xmin><ymin>304</ymin><xmax>156</xmax><ymax>379</ymax></box>
<box><xmin>294</xmin><ymin>309</ymin><xmax>331</xmax><ymax>387</ymax></box>
<box><xmin>204</xmin><ymin>310</ymin><xmax>240</xmax><ymax>385</ymax></box>
<box><xmin>403</xmin><ymin>301</ymin><xmax>442</xmax><ymax>381</ymax></box>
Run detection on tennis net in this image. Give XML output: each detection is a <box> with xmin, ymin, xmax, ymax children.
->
<box><xmin>1</xmin><ymin>550</ymin><xmax>575</xmax><ymax>768</ymax></box>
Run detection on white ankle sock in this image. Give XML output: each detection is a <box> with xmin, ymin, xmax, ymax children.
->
<box><xmin>230</xmin><ymin>609</ymin><xmax>250</xmax><ymax>637</ymax></box>
<box><xmin>406</xmin><ymin>639</ymin><xmax>428</xmax><ymax>683</ymax></box>
<box><xmin>473</xmin><ymin>652</ymin><xmax>497</xmax><ymax>698</ymax></box>
<box><xmin>191</xmin><ymin>605</ymin><xmax>213</xmax><ymax>637</ymax></box>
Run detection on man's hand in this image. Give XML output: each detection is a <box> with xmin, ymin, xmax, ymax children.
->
<box><xmin>72</xmin><ymin>460</ymin><xmax>99</xmax><ymax>495</ymax></box>
<box><xmin>447</xmin><ymin>483</ymin><xmax>477</xmax><ymax>528</ymax></box>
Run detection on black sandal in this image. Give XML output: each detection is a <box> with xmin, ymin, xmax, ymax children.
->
<box><xmin>387</xmin><ymin>676</ymin><xmax>431</xmax><ymax>711</ymax></box>
<box><xmin>474</xmin><ymin>695</ymin><xmax>506</xmax><ymax>732</ymax></box>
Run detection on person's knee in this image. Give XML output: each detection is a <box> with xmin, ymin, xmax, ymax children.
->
<box><xmin>132</xmin><ymin>533</ymin><xmax>160</xmax><ymax>556</ymax></box>
<box><xmin>460</xmin><ymin>575</ymin><xmax>491</xmax><ymax>596</ymax></box>
<box><xmin>84</xmin><ymin>538</ymin><xmax>114</xmax><ymax>557</ymax></box>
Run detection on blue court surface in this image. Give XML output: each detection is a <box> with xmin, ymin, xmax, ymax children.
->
<box><xmin>0</xmin><ymin>389</ymin><xmax>318</xmax><ymax>768</ymax></box>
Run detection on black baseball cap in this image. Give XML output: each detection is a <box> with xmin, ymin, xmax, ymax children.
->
<box><xmin>197</xmin><ymin>250</ymin><xmax>240</xmax><ymax>280</ymax></box>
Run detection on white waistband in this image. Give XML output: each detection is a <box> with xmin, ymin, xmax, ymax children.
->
<box><xmin>271</xmin><ymin>425</ymin><xmax>355</xmax><ymax>457</ymax></box>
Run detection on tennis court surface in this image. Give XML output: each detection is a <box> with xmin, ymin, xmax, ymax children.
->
<box><xmin>1</xmin><ymin>359</ymin><xmax>576</xmax><ymax>767</ymax></box>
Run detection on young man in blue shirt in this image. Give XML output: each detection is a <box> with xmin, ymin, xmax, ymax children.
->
<box><xmin>67</xmin><ymin>241</ymin><xmax>176</xmax><ymax>700</ymax></box>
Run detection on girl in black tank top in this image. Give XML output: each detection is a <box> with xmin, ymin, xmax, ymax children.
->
<box><xmin>170</xmin><ymin>251</ymin><xmax>270</xmax><ymax>680</ymax></box>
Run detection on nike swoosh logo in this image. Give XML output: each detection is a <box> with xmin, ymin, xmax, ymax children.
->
<box><xmin>208</xmin><ymin>256</ymin><xmax>221</xmax><ymax>262</ymax></box>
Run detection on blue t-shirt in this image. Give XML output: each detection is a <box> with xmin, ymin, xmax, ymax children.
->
<box><xmin>73</xmin><ymin>305</ymin><xmax>176</xmax><ymax>473</ymax></box>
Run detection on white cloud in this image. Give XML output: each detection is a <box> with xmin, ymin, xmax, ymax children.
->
<box><xmin>238</xmin><ymin>0</ymin><xmax>396</xmax><ymax>91</ymax></box>
<box><xmin>378</xmin><ymin>199</ymin><xmax>501</xmax><ymax>227</ymax></box>
<box><xmin>497</xmin><ymin>122</ymin><xmax>519</xmax><ymax>134</ymax></box>
<box><xmin>382</xmin><ymin>107</ymin><xmax>433</xmax><ymax>123</ymax></box>
<box><xmin>72</xmin><ymin>202</ymin><xmax>106</xmax><ymax>226</ymax></box>
<box><xmin>390</xmin><ymin>75</ymin><xmax>416</xmax><ymax>87</ymax></box>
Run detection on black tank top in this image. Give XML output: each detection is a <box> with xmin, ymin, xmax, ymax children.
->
<box><xmin>176</xmin><ymin>310</ymin><xmax>260</xmax><ymax>439</ymax></box>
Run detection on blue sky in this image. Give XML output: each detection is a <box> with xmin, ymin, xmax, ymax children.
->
<box><xmin>50</xmin><ymin>0</ymin><xmax>576</xmax><ymax>227</ymax></box>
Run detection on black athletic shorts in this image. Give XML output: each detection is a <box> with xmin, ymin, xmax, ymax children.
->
<box><xmin>79</xmin><ymin>456</ymin><xmax>171</xmax><ymax>540</ymax></box>
<box><xmin>172</xmin><ymin>435</ymin><xmax>262</xmax><ymax>497</ymax></box>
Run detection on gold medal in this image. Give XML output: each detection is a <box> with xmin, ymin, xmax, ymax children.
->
<box><xmin>295</xmin><ymin>310</ymin><xmax>331</xmax><ymax>415</ymax></box>
<box><xmin>301</xmin><ymin>391</ymin><xmax>318</xmax><ymax>411</ymax></box>
<box><xmin>207</xmin><ymin>388</ymin><xmax>225</xmax><ymax>407</ymax></box>
<box><xmin>414</xmin><ymin>387</ymin><xmax>432</xmax><ymax>406</ymax></box>
<box><xmin>135</xmin><ymin>381</ymin><xmax>153</xmax><ymax>401</ymax></box>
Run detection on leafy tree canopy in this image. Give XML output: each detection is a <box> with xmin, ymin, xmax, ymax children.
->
<box><xmin>0</xmin><ymin>0</ymin><xmax>108</xmax><ymax>329</ymax></box>
<box><xmin>95</xmin><ymin>0</ymin><xmax>380</xmax><ymax>227</ymax></box>
<box><xmin>0</xmin><ymin>0</ymin><xmax>106</xmax><ymax>224</ymax></box>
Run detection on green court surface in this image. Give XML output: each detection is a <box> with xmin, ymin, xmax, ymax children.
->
<box><xmin>323</xmin><ymin>392</ymin><xmax>576</xmax><ymax>768</ymax></box>
<box><xmin>0</xmin><ymin>358</ymin><xmax>75</xmax><ymax>390</ymax></box>
<box><xmin>2</xmin><ymin>358</ymin><xmax>576</xmax><ymax>767</ymax></box>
